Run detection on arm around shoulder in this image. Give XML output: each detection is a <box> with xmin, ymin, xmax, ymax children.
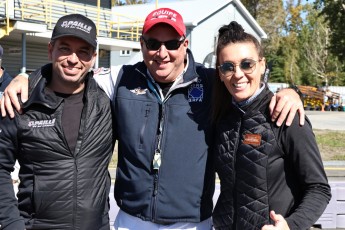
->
<box><xmin>93</xmin><ymin>66</ymin><xmax>121</xmax><ymax>100</ymax></box>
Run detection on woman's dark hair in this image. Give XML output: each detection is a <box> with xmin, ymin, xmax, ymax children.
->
<box><xmin>211</xmin><ymin>21</ymin><xmax>264</xmax><ymax>124</ymax></box>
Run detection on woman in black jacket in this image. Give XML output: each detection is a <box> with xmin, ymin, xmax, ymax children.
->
<box><xmin>211</xmin><ymin>21</ymin><xmax>331</xmax><ymax>230</ymax></box>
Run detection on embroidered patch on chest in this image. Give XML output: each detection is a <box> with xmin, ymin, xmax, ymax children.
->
<box><xmin>28</xmin><ymin>119</ymin><xmax>56</xmax><ymax>128</ymax></box>
<box><xmin>188</xmin><ymin>82</ymin><xmax>204</xmax><ymax>102</ymax></box>
<box><xmin>243</xmin><ymin>133</ymin><xmax>261</xmax><ymax>146</ymax></box>
<box><xmin>130</xmin><ymin>87</ymin><xmax>147</xmax><ymax>95</ymax></box>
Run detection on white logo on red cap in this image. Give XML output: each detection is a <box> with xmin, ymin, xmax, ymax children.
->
<box><xmin>61</xmin><ymin>21</ymin><xmax>92</xmax><ymax>34</ymax></box>
<box><xmin>151</xmin><ymin>9</ymin><xmax>177</xmax><ymax>22</ymax></box>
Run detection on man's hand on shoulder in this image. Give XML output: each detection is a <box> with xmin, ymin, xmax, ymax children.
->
<box><xmin>269</xmin><ymin>88</ymin><xmax>305</xmax><ymax>127</ymax></box>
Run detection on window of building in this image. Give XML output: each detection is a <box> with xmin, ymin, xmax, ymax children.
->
<box><xmin>120</xmin><ymin>50</ymin><xmax>131</xmax><ymax>56</ymax></box>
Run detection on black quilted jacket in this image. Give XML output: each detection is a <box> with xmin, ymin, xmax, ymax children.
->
<box><xmin>212</xmin><ymin>85</ymin><xmax>331</xmax><ymax>230</ymax></box>
<box><xmin>0</xmin><ymin>64</ymin><xmax>114</xmax><ymax>230</ymax></box>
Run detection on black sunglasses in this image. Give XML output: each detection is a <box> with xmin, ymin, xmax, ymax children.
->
<box><xmin>218</xmin><ymin>59</ymin><xmax>260</xmax><ymax>76</ymax></box>
<box><xmin>141</xmin><ymin>36</ymin><xmax>185</xmax><ymax>50</ymax></box>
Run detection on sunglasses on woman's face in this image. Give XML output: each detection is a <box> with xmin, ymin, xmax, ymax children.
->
<box><xmin>218</xmin><ymin>59</ymin><xmax>260</xmax><ymax>76</ymax></box>
<box><xmin>141</xmin><ymin>36</ymin><xmax>185</xmax><ymax>50</ymax></box>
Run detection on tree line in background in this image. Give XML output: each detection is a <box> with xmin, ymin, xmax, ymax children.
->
<box><xmin>115</xmin><ymin>0</ymin><xmax>345</xmax><ymax>87</ymax></box>
<box><xmin>241</xmin><ymin>0</ymin><xmax>345</xmax><ymax>87</ymax></box>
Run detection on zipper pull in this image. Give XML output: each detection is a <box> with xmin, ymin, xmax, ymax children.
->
<box><xmin>153</xmin><ymin>149</ymin><xmax>161</xmax><ymax>170</ymax></box>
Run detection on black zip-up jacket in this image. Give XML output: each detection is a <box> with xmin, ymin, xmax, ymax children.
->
<box><xmin>0</xmin><ymin>64</ymin><xmax>114</xmax><ymax>230</ymax></box>
<box><xmin>213</xmin><ymin>85</ymin><xmax>331</xmax><ymax>230</ymax></box>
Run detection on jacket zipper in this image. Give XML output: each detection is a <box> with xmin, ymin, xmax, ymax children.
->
<box><xmin>233</xmin><ymin>120</ymin><xmax>242</xmax><ymax>229</ymax></box>
<box><xmin>151</xmin><ymin>102</ymin><xmax>165</xmax><ymax>220</ymax></box>
<box><xmin>59</xmin><ymin>100</ymin><xmax>78</xmax><ymax>229</ymax></box>
<box><xmin>152</xmin><ymin>171</ymin><xmax>159</xmax><ymax>221</ymax></box>
<box><xmin>142</xmin><ymin>70</ymin><xmax>175</xmax><ymax>222</ymax></box>
<box><xmin>73</xmin><ymin>159</ymin><xmax>78</xmax><ymax>228</ymax></box>
<box><xmin>72</xmin><ymin>98</ymin><xmax>87</xmax><ymax>229</ymax></box>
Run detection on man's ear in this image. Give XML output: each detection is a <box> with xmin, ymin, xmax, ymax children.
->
<box><xmin>91</xmin><ymin>53</ymin><xmax>97</xmax><ymax>68</ymax></box>
<box><xmin>260</xmin><ymin>57</ymin><xmax>266</xmax><ymax>75</ymax></box>
<box><xmin>48</xmin><ymin>42</ymin><xmax>53</xmax><ymax>61</ymax></box>
<box><xmin>183</xmin><ymin>38</ymin><xmax>189</xmax><ymax>48</ymax></box>
<box><xmin>139</xmin><ymin>37</ymin><xmax>145</xmax><ymax>49</ymax></box>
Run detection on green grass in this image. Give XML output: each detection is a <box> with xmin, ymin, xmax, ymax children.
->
<box><xmin>315</xmin><ymin>130</ymin><xmax>345</xmax><ymax>147</ymax></box>
<box><xmin>314</xmin><ymin>130</ymin><xmax>345</xmax><ymax>161</ymax></box>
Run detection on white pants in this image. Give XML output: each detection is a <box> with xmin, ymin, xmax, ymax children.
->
<box><xmin>114</xmin><ymin>210</ymin><xmax>213</xmax><ymax>230</ymax></box>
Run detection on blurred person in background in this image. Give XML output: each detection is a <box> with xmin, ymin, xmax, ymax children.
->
<box><xmin>0</xmin><ymin>45</ymin><xmax>13</xmax><ymax>99</ymax></box>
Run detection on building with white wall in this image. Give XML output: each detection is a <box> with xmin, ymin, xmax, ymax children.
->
<box><xmin>111</xmin><ymin>0</ymin><xmax>267</xmax><ymax>67</ymax></box>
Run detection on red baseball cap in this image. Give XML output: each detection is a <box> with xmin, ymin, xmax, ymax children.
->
<box><xmin>142</xmin><ymin>8</ymin><xmax>186</xmax><ymax>36</ymax></box>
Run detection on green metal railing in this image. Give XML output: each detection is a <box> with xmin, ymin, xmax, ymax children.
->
<box><xmin>0</xmin><ymin>0</ymin><xmax>144</xmax><ymax>41</ymax></box>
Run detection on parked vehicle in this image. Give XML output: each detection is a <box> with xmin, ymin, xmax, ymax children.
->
<box><xmin>297</xmin><ymin>85</ymin><xmax>342</xmax><ymax>111</ymax></box>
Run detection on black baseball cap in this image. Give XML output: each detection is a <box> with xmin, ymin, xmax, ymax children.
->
<box><xmin>51</xmin><ymin>14</ymin><xmax>97</xmax><ymax>49</ymax></box>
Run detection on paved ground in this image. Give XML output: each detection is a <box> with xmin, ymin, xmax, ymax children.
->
<box><xmin>306</xmin><ymin>110</ymin><xmax>345</xmax><ymax>131</ymax></box>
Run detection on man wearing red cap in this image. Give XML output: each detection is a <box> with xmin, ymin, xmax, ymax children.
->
<box><xmin>100</xmin><ymin>7</ymin><xmax>303</xmax><ymax>229</ymax></box>
<box><xmin>142</xmin><ymin>8</ymin><xmax>186</xmax><ymax>36</ymax></box>
<box><xmin>1</xmin><ymin>8</ymin><xmax>304</xmax><ymax>230</ymax></box>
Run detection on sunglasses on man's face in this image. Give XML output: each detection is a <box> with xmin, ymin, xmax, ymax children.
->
<box><xmin>141</xmin><ymin>36</ymin><xmax>185</xmax><ymax>51</ymax></box>
<box><xmin>218</xmin><ymin>59</ymin><xmax>260</xmax><ymax>76</ymax></box>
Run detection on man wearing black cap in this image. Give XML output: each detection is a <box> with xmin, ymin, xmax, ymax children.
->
<box><xmin>0</xmin><ymin>14</ymin><xmax>113</xmax><ymax>230</ymax></box>
<box><xmin>0</xmin><ymin>45</ymin><xmax>13</xmax><ymax>99</ymax></box>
